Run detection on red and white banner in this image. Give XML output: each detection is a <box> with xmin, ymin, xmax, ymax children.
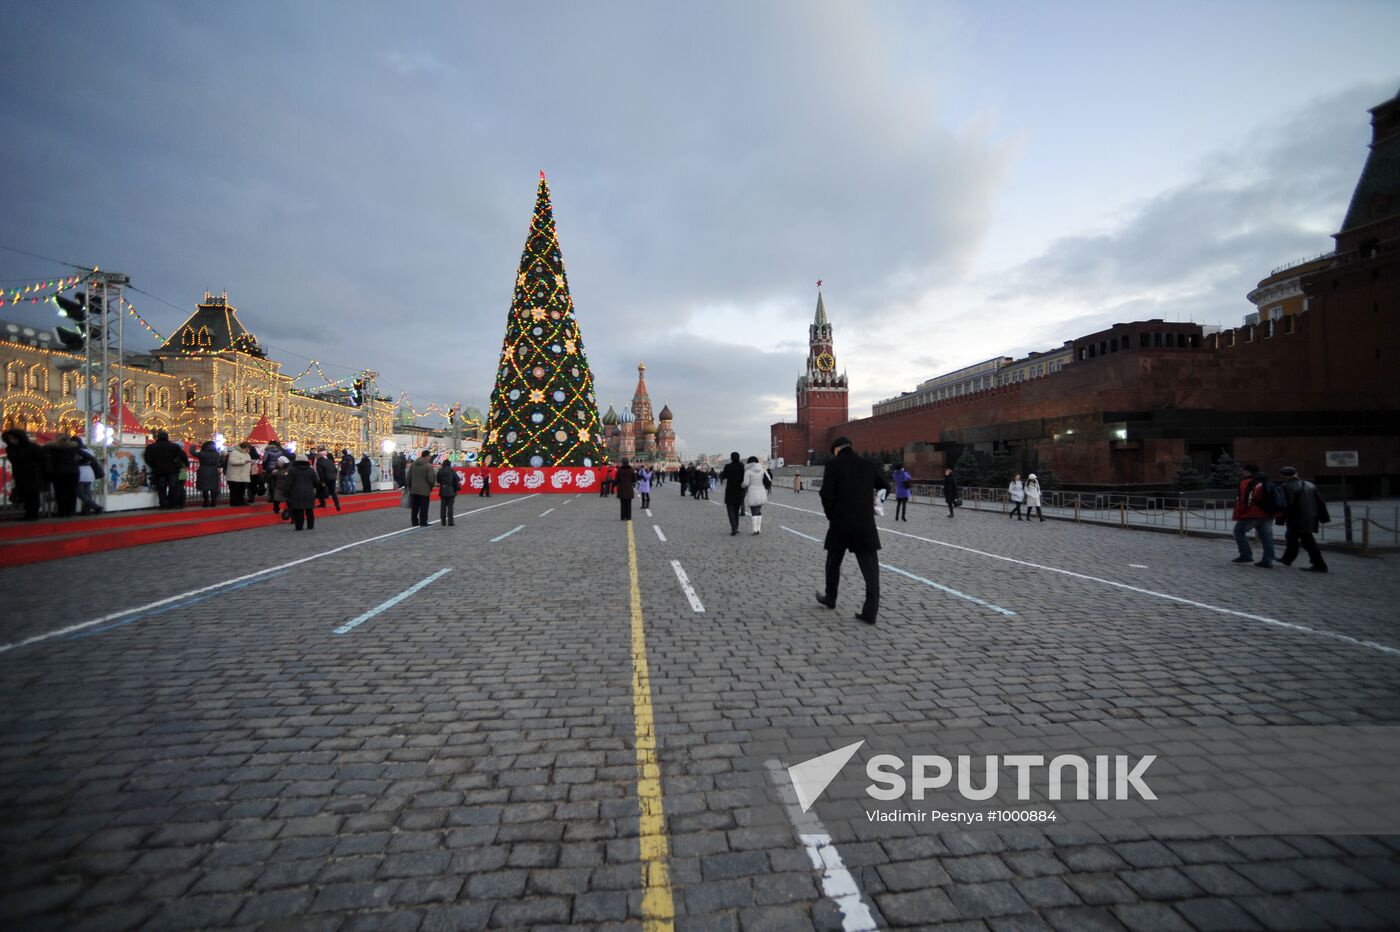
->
<box><xmin>453</xmin><ymin>466</ymin><xmax>605</xmax><ymax>494</ymax></box>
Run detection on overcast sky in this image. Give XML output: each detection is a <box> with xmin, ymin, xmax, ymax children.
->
<box><xmin>2</xmin><ymin>1</ymin><xmax>1396</xmax><ymax>456</ymax></box>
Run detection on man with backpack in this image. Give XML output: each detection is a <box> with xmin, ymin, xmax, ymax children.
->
<box><xmin>1231</xmin><ymin>463</ymin><xmax>1282</xmax><ymax>568</ymax></box>
<box><xmin>1278</xmin><ymin>466</ymin><xmax>1330</xmax><ymax>573</ymax></box>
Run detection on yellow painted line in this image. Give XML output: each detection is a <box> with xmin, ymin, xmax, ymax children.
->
<box><xmin>627</xmin><ymin>521</ymin><xmax>676</xmax><ymax>930</ymax></box>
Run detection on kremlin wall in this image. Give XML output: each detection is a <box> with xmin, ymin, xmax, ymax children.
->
<box><xmin>773</xmin><ymin>89</ymin><xmax>1400</xmax><ymax>495</ymax></box>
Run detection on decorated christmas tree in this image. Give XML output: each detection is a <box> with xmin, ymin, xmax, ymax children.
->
<box><xmin>481</xmin><ymin>173</ymin><xmax>607</xmax><ymax>468</ymax></box>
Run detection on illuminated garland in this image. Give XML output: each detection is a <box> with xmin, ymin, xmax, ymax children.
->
<box><xmin>480</xmin><ymin>173</ymin><xmax>605</xmax><ymax>467</ymax></box>
<box><xmin>0</xmin><ymin>274</ymin><xmax>86</xmax><ymax>308</ymax></box>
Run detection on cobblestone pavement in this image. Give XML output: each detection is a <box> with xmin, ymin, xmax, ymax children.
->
<box><xmin>2</xmin><ymin>486</ymin><xmax>1398</xmax><ymax>930</ymax></box>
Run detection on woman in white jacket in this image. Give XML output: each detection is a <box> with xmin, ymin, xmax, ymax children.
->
<box><xmin>740</xmin><ymin>456</ymin><xmax>771</xmax><ymax>535</ymax></box>
<box><xmin>1008</xmin><ymin>474</ymin><xmax>1026</xmax><ymax>521</ymax></box>
<box><xmin>1025</xmin><ymin>473</ymin><xmax>1044</xmax><ymax>522</ymax></box>
<box><xmin>224</xmin><ymin>442</ymin><xmax>253</xmax><ymax>507</ymax></box>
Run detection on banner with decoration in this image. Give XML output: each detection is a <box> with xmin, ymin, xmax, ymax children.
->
<box><xmin>452</xmin><ymin>466</ymin><xmax>604</xmax><ymax>494</ymax></box>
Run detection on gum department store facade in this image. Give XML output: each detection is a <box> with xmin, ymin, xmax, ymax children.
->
<box><xmin>1</xmin><ymin>292</ymin><xmax>393</xmax><ymax>453</ymax></box>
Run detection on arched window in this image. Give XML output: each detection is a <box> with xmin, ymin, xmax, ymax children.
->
<box><xmin>27</xmin><ymin>364</ymin><xmax>46</xmax><ymax>392</ymax></box>
<box><xmin>198</xmin><ymin>326</ymin><xmax>213</xmax><ymax>347</ymax></box>
<box><xmin>182</xmin><ymin>327</ymin><xmax>195</xmax><ymax>346</ymax></box>
<box><xmin>145</xmin><ymin>385</ymin><xmax>156</xmax><ymax>408</ymax></box>
<box><xmin>159</xmin><ymin>387</ymin><xmax>170</xmax><ymax>410</ymax></box>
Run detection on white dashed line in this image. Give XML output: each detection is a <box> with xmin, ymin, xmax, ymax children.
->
<box><xmin>539</xmin><ymin>508</ymin><xmax>555</xmax><ymax>517</ymax></box>
<box><xmin>0</xmin><ymin>495</ymin><xmax>535</xmax><ymax>656</ymax></box>
<box><xmin>654</xmin><ymin>525</ymin><xmax>667</xmax><ymax>542</ymax></box>
<box><xmin>333</xmin><ymin>568</ymin><xmax>453</xmax><ymax>635</ymax></box>
<box><xmin>670</xmin><ymin>560</ymin><xmax>705</xmax><ymax>612</ymax></box>
<box><xmin>768</xmin><ymin>500</ymin><xmax>1400</xmax><ymax>659</ymax></box>
<box><xmin>491</xmin><ymin>525</ymin><xmax>525</xmax><ymax>543</ymax></box>
<box><xmin>781</xmin><ymin>526</ymin><xmax>1015</xmax><ymax>617</ymax></box>
<box><xmin>764</xmin><ymin>759</ymin><xmax>878</xmax><ymax>931</ymax></box>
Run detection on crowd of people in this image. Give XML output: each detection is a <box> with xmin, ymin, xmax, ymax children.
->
<box><xmin>1</xmin><ymin>429</ymin><xmax>106</xmax><ymax>520</ymax></box>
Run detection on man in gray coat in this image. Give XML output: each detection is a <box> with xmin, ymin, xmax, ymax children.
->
<box><xmin>816</xmin><ymin>437</ymin><xmax>890</xmax><ymax>624</ymax></box>
<box><xmin>406</xmin><ymin>450</ymin><xmax>437</xmax><ymax>527</ymax></box>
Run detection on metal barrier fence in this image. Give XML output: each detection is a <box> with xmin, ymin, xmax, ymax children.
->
<box><xmin>797</xmin><ymin>478</ymin><xmax>1398</xmax><ymax>552</ymax></box>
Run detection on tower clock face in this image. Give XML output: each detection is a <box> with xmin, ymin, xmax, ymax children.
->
<box><xmin>816</xmin><ymin>352</ymin><xmax>835</xmax><ymax>372</ymax></box>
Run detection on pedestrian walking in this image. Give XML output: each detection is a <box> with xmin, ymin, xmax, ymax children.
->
<box><xmin>224</xmin><ymin>442</ymin><xmax>252</xmax><ymax>506</ymax></box>
<box><xmin>615</xmin><ymin>458</ymin><xmax>636</xmax><ymax>521</ymax></box>
<box><xmin>741</xmin><ymin>456</ymin><xmax>771</xmax><ymax>534</ymax></box>
<box><xmin>437</xmin><ymin>459</ymin><xmax>462</xmax><ymax>526</ymax></box>
<box><xmin>1025</xmin><ymin>474</ymin><xmax>1044</xmax><ymax>522</ymax></box>
<box><xmin>340</xmin><ymin>449</ymin><xmax>356</xmax><ymax>494</ymax></box>
<box><xmin>269</xmin><ymin>456</ymin><xmax>291</xmax><ymax>517</ymax></box>
<box><xmin>407</xmin><ymin>449</ymin><xmax>436</xmax><ymax>527</ymax></box>
<box><xmin>358</xmin><ymin>453</ymin><xmax>373</xmax><ymax>493</ymax></box>
<box><xmin>940</xmin><ymin>466</ymin><xmax>957</xmax><ymax>518</ymax></box>
<box><xmin>143</xmin><ymin>429</ymin><xmax>184</xmax><ymax>509</ymax></box>
<box><xmin>3</xmin><ymin>428</ymin><xmax>47</xmax><ymax>520</ymax></box>
<box><xmin>1231</xmin><ymin>463</ymin><xmax>1278</xmax><ymax>568</ymax></box>
<box><xmin>678</xmin><ymin>465</ymin><xmax>689</xmax><ymax>497</ymax></box>
<box><xmin>286</xmin><ymin>453</ymin><xmax>319</xmax><ymax>530</ymax></box>
<box><xmin>1008</xmin><ymin>474</ymin><xmax>1026</xmax><ymax>520</ymax></box>
<box><xmin>315</xmin><ymin>450</ymin><xmax>341</xmax><ymax>511</ymax></box>
<box><xmin>891</xmin><ymin>464</ymin><xmax>912</xmax><ymax>521</ymax></box>
<box><xmin>44</xmin><ymin>433</ymin><xmax>81</xmax><ymax>517</ymax></box>
<box><xmin>1278</xmin><ymin>466</ymin><xmax>1330</xmax><ymax>572</ymax></box>
<box><xmin>815</xmin><ymin>437</ymin><xmax>890</xmax><ymax>624</ymax></box>
<box><xmin>193</xmin><ymin>440</ymin><xmax>222</xmax><ymax>507</ymax></box>
<box><xmin>73</xmin><ymin>438</ymin><xmax>103</xmax><ymax>515</ymax></box>
<box><xmin>721</xmin><ymin>452</ymin><xmax>746</xmax><ymax>535</ymax></box>
<box><xmin>637</xmin><ymin>466</ymin><xmax>652</xmax><ymax>510</ymax></box>
<box><xmin>478</xmin><ymin>469</ymin><xmax>492</xmax><ymax>497</ymax></box>
<box><xmin>794</xmin><ymin>470</ymin><xmax>803</xmax><ymax>493</ymax></box>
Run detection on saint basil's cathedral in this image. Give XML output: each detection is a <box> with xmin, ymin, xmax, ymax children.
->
<box><xmin>601</xmin><ymin>363</ymin><xmax>678</xmax><ymax>468</ymax></box>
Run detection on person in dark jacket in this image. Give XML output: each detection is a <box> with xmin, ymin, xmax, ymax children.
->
<box><xmin>437</xmin><ymin>459</ymin><xmax>461</xmax><ymax>526</ymax></box>
<box><xmin>1278</xmin><ymin>466</ymin><xmax>1329</xmax><ymax>572</ymax></box>
<box><xmin>143</xmin><ymin>429</ymin><xmax>184</xmax><ymax>509</ymax></box>
<box><xmin>358</xmin><ymin>453</ymin><xmax>373</xmax><ymax>493</ymax></box>
<box><xmin>942</xmin><ymin>467</ymin><xmax>958</xmax><ymax>518</ymax></box>
<box><xmin>406</xmin><ymin>450</ymin><xmax>436</xmax><ymax>527</ymax></box>
<box><xmin>3</xmin><ymin>428</ymin><xmax>47</xmax><ymax>520</ymax></box>
<box><xmin>719</xmin><ymin>453</ymin><xmax>746</xmax><ymax>534</ymax></box>
<box><xmin>615</xmin><ymin>459</ymin><xmax>637</xmax><ymax>521</ymax></box>
<box><xmin>285</xmin><ymin>454</ymin><xmax>320</xmax><ymax>530</ymax></box>
<box><xmin>193</xmin><ymin>440</ymin><xmax>222</xmax><ymax>507</ymax></box>
<box><xmin>315</xmin><ymin>450</ymin><xmax>341</xmax><ymax>511</ymax></box>
<box><xmin>392</xmin><ymin>450</ymin><xmax>407</xmax><ymax>488</ymax></box>
<box><xmin>339</xmin><ymin>449</ymin><xmax>356</xmax><ymax>494</ymax></box>
<box><xmin>478</xmin><ymin>469</ymin><xmax>491</xmax><ymax>497</ymax></box>
<box><xmin>816</xmin><ymin>437</ymin><xmax>890</xmax><ymax>624</ymax></box>
<box><xmin>678</xmin><ymin>464</ymin><xmax>689</xmax><ymax>497</ymax></box>
<box><xmin>45</xmin><ymin>433</ymin><xmax>82</xmax><ymax>517</ymax></box>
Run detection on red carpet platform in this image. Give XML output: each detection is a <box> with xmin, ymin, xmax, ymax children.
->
<box><xmin>0</xmin><ymin>491</ymin><xmax>404</xmax><ymax>567</ymax></box>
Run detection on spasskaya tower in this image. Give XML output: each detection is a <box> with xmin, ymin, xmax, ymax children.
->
<box><xmin>771</xmin><ymin>283</ymin><xmax>849</xmax><ymax>465</ymax></box>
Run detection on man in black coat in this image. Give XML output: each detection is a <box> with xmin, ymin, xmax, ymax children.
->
<box><xmin>315</xmin><ymin>449</ymin><xmax>341</xmax><ymax>511</ymax></box>
<box><xmin>1278</xmin><ymin>466</ymin><xmax>1329</xmax><ymax>572</ymax></box>
<box><xmin>358</xmin><ymin>453</ymin><xmax>373</xmax><ymax>493</ymax></box>
<box><xmin>720</xmin><ymin>452</ymin><xmax>746</xmax><ymax>535</ymax></box>
<box><xmin>143</xmin><ymin>429</ymin><xmax>185</xmax><ymax>509</ymax></box>
<box><xmin>615</xmin><ymin>458</ymin><xmax>636</xmax><ymax>521</ymax></box>
<box><xmin>816</xmin><ymin>437</ymin><xmax>891</xmax><ymax>623</ymax></box>
<box><xmin>942</xmin><ymin>467</ymin><xmax>958</xmax><ymax>518</ymax></box>
<box><xmin>2</xmin><ymin>428</ymin><xmax>47</xmax><ymax>520</ymax></box>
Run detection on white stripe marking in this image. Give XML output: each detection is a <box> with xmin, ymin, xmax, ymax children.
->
<box><xmin>645</xmin><ymin>508</ymin><xmax>653</xmax><ymax>517</ymax></box>
<box><xmin>670</xmin><ymin>560</ymin><xmax>705</xmax><ymax>612</ymax></box>
<box><xmin>764</xmin><ymin>759</ymin><xmax>878</xmax><ymax>932</ymax></box>
<box><xmin>1130</xmin><ymin>563</ymin><xmax>1149</xmax><ymax>568</ymax></box>
<box><xmin>654</xmin><ymin>525</ymin><xmax>667</xmax><ymax>542</ymax></box>
<box><xmin>491</xmin><ymin>524</ymin><xmax>525</xmax><ymax>543</ymax></box>
<box><xmin>0</xmin><ymin>496</ymin><xmax>534</xmax><ymax>656</ymax></box>
<box><xmin>333</xmin><ymin>568</ymin><xmax>453</xmax><ymax>635</ymax></box>
<box><xmin>539</xmin><ymin>508</ymin><xmax>555</xmax><ymax>517</ymax></box>
<box><xmin>768</xmin><ymin>500</ymin><xmax>1400</xmax><ymax>658</ymax></box>
<box><xmin>781</xmin><ymin>527</ymin><xmax>1015</xmax><ymax>616</ymax></box>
